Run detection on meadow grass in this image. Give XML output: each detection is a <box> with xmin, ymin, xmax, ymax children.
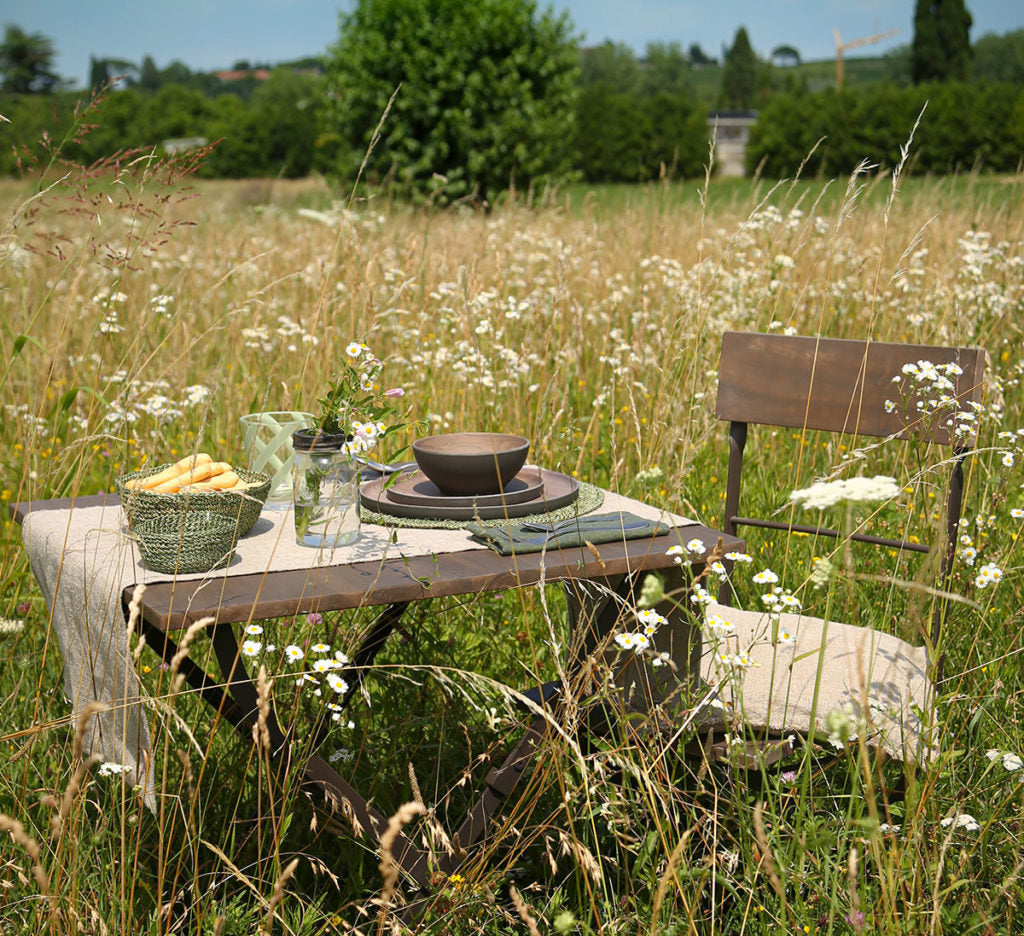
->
<box><xmin>0</xmin><ymin>149</ymin><xmax>1023</xmax><ymax>935</ymax></box>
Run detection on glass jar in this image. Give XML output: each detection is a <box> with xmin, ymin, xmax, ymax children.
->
<box><xmin>291</xmin><ymin>430</ymin><xmax>361</xmax><ymax>548</ymax></box>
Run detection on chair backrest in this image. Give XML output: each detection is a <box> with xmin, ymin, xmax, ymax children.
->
<box><xmin>715</xmin><ymin>331</ymin><xmax>987</xmax><ymax>663</ymax></box>
<box><xmin>716</xmin><ymin>332</ymin><xmax>986</xmax><ymax>445</ymax></box>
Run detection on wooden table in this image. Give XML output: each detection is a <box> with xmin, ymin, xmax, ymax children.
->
<box><xmin>14</xmin><ymin>493</ymin><xmax>743</xmax><ymax>891</ymax></box>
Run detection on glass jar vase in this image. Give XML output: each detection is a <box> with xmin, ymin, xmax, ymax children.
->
<box><xmin>291</xmin><ymin>429</ymin><xmax>361</xmax><ymax>548</ymax></box>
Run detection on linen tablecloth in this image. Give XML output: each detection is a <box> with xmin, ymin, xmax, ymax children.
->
<box><xmin>22</xmin><ymin>491</ymin><xmax>690</xmax><ymax>802</ymax></box>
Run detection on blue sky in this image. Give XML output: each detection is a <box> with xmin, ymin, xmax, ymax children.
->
<box><xmin>5</xmin><ymin>0</ymin><xmax>1022</xmax><ymax>89</ymax></box>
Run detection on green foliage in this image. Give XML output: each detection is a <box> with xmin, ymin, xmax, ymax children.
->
<box><xmin>0</xmin><ymin>24</ymin><xmax>60</xmax><ymax>94</ymax></box>
<box><xmin>746</xmin><ymin>81</ymin><xmax>1024</xmax><ymax>177</ymax></box>
<box><xmin>322</xmin><ymin>0</ymin><xmax>580</xmax><ymax>204</ymax></box>
<box><xmin>912</xmin><ymin>0</ymin><xmax>973</xmax><ymax>82</ymax></box>
<box><xmin>574</xmin><ymin>41</ymin><xmax>707</xmax><ymax>183</ymax></box>
<box><xmin>973</xmin><ymin>29</ymin><xmax>1024</xmax><ymax>85</ymax></box>
<box><xmin>574</xmin><ymin>85</ymin><xmax>706</xmax><ymax>183</ymax></box>
<box><xmin>720</xmin><ymin>26</ymin><xmax>759</xmax><ymax>109</ymax></box>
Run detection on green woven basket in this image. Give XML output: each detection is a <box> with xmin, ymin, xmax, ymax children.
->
<box><xmin>116</xmin><ymin>465</ymin><xmax>271</xmax><ymax>537</ymax></box>
<box><xmin>132</xmin><ymin>512</ymin><xmax>240</xmax><ymax>575</ymax></box>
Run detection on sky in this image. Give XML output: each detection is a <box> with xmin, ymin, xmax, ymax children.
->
<box><xmin>4</xmin><ymin>0</ymin><xmax>1023</xmax><ymax>90</ymax></box>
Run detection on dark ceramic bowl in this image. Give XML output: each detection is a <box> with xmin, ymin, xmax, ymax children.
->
<box><xmin>411</xmin><ymin>432</ymin><xmax>530</xmax><ymax>496</ymax></box>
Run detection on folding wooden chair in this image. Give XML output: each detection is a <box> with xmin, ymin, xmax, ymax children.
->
<box><xmin>702</xmin><ymin>332</ymin><xmax>986</xmax><ymax>764</ymax></box>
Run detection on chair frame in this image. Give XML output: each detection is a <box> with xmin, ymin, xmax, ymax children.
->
<box><xmin>715</xmin><ymin>331</ymin><xmax>987</xmax><ymax>670</ymax></box>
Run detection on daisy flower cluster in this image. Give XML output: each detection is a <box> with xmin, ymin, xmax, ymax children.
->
<box><xmin>231</xmin><ymin>623</ymin><xmax>358</xmax><ymax>727</ymax></box>
<box><xmin>311</xmin><ymin>340</ymin><xmax>406</xmax><ymax>455</ymax></box>
<box><xmin>884</xmin><ymin>359</ymin><xmax>981</xmax><ymax>442</ymax></box>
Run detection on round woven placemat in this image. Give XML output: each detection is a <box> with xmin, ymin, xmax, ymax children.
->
<box><xmin>360</xmin><ymin>482</ymin><xmax>605</xmax><ymax>530</ymax></box>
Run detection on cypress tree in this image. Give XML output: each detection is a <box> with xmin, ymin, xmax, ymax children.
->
<box><xmin>720</xmin><ymin>26</ymin><xmax>758</xmax><ymax>109</ymax></box>
<box><xmin>912</xmin><ymin>0</ymin><xmax>973</xmax><ymax>82</ymax></box>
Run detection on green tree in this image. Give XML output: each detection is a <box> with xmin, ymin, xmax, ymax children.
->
<box><xmin>719</xmin><ymin>26</ymin><xmax>758</xmax><ymax>109</ymax></box>
<box><xmin>0</xmin><ymin>24</ymin><xmax>60</xmax><ymax>93</ymax></box>
<box><xmin>912</xmin><ymin>0</ymin><xmax>973</xmax><ymax>82</ymax></box>
<box><xmin>639</xmin><ymin>41</ymin><xmax>691</xmax><ymax>96</ymax></box>
<box><xmin>688</xmin><ymin>42</ymin><xmax>716</xmax><ymax>67</ymax></box>
<box><xmin>770</xmin><ymin>44</ymin><xmax>801</xmax><ymax>67</ymax></box>
<box><xmin>579</xmin><ymin>41</ymin><xmax>639</xmax><ymax>94</ymax></box>
<box><xmin>973</xmin><ymin>29</ymin><xmax>1024</xmax><ymax>85</ymax></box>
<box><xmin>322</xmin><ymin>0</ymin><xmax>579</xmax><ymax>204</ymax></box>
<box><xmin>139</xmin><ymin>55</ymin><xmax>161</xmax><ymax>91</ymax></box>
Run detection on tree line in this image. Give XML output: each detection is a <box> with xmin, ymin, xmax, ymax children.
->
<box><xmin>2</xmin><ymin>1</ymin><xmax>1024</xmax><ymax>196</ymax></box>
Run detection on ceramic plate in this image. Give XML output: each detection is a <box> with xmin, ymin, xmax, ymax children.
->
<box><xmin>361</xmin><ymin>468</ymin><xmax>579</xmax><ymax>521</ymax></box>
<box><xmin>385</xmin><ymin>466</ymin><xmax>544</xmax><ymax>507</ymax></box>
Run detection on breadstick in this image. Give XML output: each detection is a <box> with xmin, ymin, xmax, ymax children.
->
<box><xmin>129</xmin><ymin>453</ymin><xmax>212</xmax><ymax>491</ymax></box>
<box><xmin>183</xmin><ymin>475</ymin><xmax>248</xmax><ymax>493</ymax></box>
<box><xmin>202</xmin><ymin>469</ymin><xmax>240</xmax><ymax>491</ymax></box>
<box><xmin>152</xmin><ymin>461</ymin><xmax>230</xmax><ymax>493</ymax></box>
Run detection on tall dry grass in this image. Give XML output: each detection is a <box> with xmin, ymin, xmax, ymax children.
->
<box><xmin>0</xmin><ymin>143</ymin><xmax>1023</xmax><ymax>933</ymax></box>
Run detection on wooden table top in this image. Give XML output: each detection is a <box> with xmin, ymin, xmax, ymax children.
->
<box><xmin>13</xmin><ymin>493</ymin><xmax>743</xmax><ymax>633</ymax></box>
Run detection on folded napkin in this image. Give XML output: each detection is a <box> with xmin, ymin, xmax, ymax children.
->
<box><xmin>466</xmin><ymin>511</ymin><xmax>670</xmax><ymax>555</ymax></box>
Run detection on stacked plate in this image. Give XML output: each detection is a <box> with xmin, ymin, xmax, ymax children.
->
<box><xmin>360</xmin><ymin>466</ymin><xmax>579</xmax><ymax>520</ymax></box>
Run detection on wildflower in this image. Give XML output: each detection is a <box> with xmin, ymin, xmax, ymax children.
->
<box><xmin>241</xmin><ymin>640</ymin><xmax>261</xmax><ymax>658</ymax></box>
<box><xmin>326</xmin><ymin>673</ymin><xmax>350</xmax><ymax>695</ymax></box>
<box><xmin>0</xmin><ymin>618</ymin><xmax>25</xmax><ymax>635</ymax></box>
<box><xmin>878</xmin><ymin>822</ymin><xmax>901</xmax><ymax>833</ymax></box>
<box><xmin>666</xmin><ymin>544</ymin><xmax>687</xmax><ymax>565</ymax></box>
<box><xmin>689</xmin><ymin>583</ymin><xmax>714</xmax><ymax>607</ymax></box>
<box><xmin>1004</xmin><ymin>451</ymin><xmax>1016</xmax><ymax>468</ymax></box>
<box><xmin>960</xmin><ymin>546</ymin><xmax>978</xmax><ymax>566</ymax></box>
<box><xmin>705</xmin><ymin>613</ymin><xmax>736</xmax><ymax>637</ymax></box>
<box><xmin>777</xmin><ymin>627</ymin><xmax>795</xmax><ymax>645</ymax></box>
<box><xmin>1011</xmin><ymin>508</ymin><xmax>1024</xmax><ymax>520</ymax></box>
<box><xmin>345</xmin><ymin>342</ymin><xmax>363</xmax><ymax>357</ymax></box>
<box><xmin>725</xmin><ymin>551</ymin><xmax>753</xmax><ymax>563</ymax></box>
<box><xmin>809</xmin><ymin>556</ymin><xmax>834</xmax><ymax>590</ymax></box>
<box><xmin>244</xmin><ymin>624</ymin><xmax>263</xmax><ymax>636</ymax></box>
<box><xmin>710</xmin><ymin>560</ymin><xmax>728</xmax><ymax>579</ymax></box>
<box><xmin>1003</xmin><ymin>752</ymin><xmax>1023</xmax><ymax>771</ymax></box>
<box><xmin>685</xmin><ymin>538</ymin><xmax>706</xmax><ymax>556</ymax></box>
<box><xmin>975</xmin><ymin>562</ymin><xmax>1003</xmax><ymax>589</ymax></box>
<box><xmin>98</xmin><ymin>762</ymin><xmax>131</xmax><ymax>777</ymax></box>
<box><xmin>312</xmin><ymin>658</ymin><xmax>340</xmax><ymax>673</ymax></box>
<box><xmin>940</xmin><ymin>813</ymin><xmax>980</xmax><ymax>831</ymax></box>
<box><xmin>636</xmin><ymin>608</ymin><xmax>667</xmax><ymax>630</ymax></box>
<box><xmin>752</xmin><ymin>569</ymin><xmax>779</xmax><ymax>585</ymax></box>
<box><xmin>383</xmin><ymin>387</ymin><xmax>405</xmax><ymax>398</ymax></box>
<box><xmin>637</xmin><ymin>573</ymin><xmax>666</xmax><ymax>608</ymax></box>
<box><xmin>790</xmin><ymin>475</ymin><xmax>900</xmax><ymax>510</ymax></box>
<box><xmin>307</xmin><ymin>612</ymin><xmax>323</xmax><ymax>626</ymax></box>
<box><xmin>732</xmin><ymin>649</ymin><xmax>756</xmax><ymax>669</ymax></box>
<box><xmin>614</xmin><ymin>632</ymin><xmax>649</xmax><ymax>653</ymax></box>
<box><xmin>284</xmin><ymin>645</ymin><xmax>304</xmax><ymax>663</ymax></box>
<box><xmin>311</xmin><ymin>643</ymin><xmax>331</xmax><ymax>654</ymax></box>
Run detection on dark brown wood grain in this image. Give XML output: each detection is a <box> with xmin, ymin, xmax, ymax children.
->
<box><xmin>715</xmin><ymin>332</ymin><xmax>986</xmax><ymax>444</ymax></box>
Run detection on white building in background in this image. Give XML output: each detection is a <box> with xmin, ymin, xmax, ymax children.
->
<box><xmin>707</xmin><ymin>111</ymin><xmax>758</xmax><ymax>177</ymax></box>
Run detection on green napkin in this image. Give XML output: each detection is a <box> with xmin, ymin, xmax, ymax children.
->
<box><xmin>466</xmin><ymin>512</ymin><xmax>670</xmax><ymax>556</ymax></box>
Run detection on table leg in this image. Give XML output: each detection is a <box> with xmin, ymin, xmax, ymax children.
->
<box><xmin>206</xmin><ymin>609</ymin><xmax>433</xmax><ymax>889</ymax></box>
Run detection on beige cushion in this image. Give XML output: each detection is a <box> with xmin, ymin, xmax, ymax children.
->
<box><xmin>700</xmin><ymin>602</ymin><xmax>935</xmax><ymax>765</ymax></box>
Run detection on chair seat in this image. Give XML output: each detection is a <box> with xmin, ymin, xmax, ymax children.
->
<box><xmin>699</xmin><ymin>603</ymin><xmax>935</xmax><ymax>765</ymax></box>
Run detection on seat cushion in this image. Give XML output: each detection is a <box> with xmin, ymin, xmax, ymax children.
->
<box><xmin>700</xmin><ymin>602</ymin><xmax>934</xmax><ymax>764</ymax></box>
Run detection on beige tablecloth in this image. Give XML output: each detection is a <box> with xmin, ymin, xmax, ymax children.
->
<box><xmin>22</xmin><ymin>492</ymin><xmax>690</xmax><ymax>802</ymax></box>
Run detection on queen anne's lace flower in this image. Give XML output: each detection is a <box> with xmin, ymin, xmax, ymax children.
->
<box><xmin>790</xmin><ymin>475</ymin><xmax>900</xmax><ymax>510</ymax></box>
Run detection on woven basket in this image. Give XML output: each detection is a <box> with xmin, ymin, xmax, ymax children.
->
<box><xmin>132</xmin><ymin>512</ymin><xmax>240</xmax><ymax>574</ymax></box>
<box><xmin>116</xmin><ymin>465</ymin><xmax>271</xmax><ymax>537</ymax></box>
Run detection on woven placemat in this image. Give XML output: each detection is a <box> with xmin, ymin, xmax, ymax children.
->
<box><xmin>359</xmin><ymin>482</ymin><xmax>605</xmax><ymax>530</ymax></box>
